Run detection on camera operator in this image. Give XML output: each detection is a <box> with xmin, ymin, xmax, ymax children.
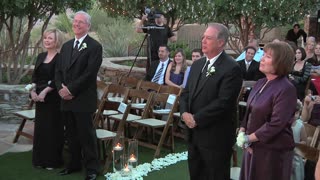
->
<box><xmin>136</xmin><ymin>10</ymin><xmax>176</xmax><ymax>71</ymax></box>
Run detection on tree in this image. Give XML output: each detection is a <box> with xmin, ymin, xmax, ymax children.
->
<box><xmin>99</xmin><ymin>0</ymin><xmax>318</xmax><ymax>53</ymax></box>
<box><xmin>98</xmin><ymin>0</ymin><xmax>190</xmax><ymax>31</ymax></box>
<box><xmin>0</xmin><ymin>0</ymin><xmax>92</xmax><ymax>84</ymax></box>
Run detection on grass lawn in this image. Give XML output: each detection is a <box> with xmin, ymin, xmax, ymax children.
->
<box><xmin>0</xmin><ymin>138</ymin><xmax>242</xmax><ymax>180</ymax></box>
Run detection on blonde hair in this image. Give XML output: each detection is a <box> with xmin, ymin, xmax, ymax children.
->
<box><xmin>43</xmin><ymin>29</ymin><xmax>64</xmax><ymax>52</ymax></box>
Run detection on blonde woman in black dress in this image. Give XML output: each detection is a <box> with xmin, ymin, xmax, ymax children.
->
<box><xmin>31</xmin><ymin>29</ymin><xmax>64</xmax><ymax>170</ymax></box>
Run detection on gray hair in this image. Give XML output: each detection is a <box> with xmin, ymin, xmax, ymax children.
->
<box><xmin>209</xmin><ymin>23</ymin><xmax>229</xmax><ymax>46</ymax></box>
<box><xmin>74</xmin><ymin>11</ymin><xmax>91</xmax><ymax>26</ymax></box>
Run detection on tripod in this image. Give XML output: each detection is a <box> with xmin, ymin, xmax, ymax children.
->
<box><xmin>127</xmin><ymin>26</ymin><xmax>165</xmax><ymax>77</ymax></box>
<box><xmin>127</xmin><ymin>33</ymin><xmax>151</xmax><ymax>76</ymax></box>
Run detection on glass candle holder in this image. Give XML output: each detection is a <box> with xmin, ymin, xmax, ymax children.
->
<box><xmin>121</xmin><ymin>155</ymin><xmax>131</xmax><ymax>177</ymax></box>
<box><xmin>127</xmin><ymin>139</ymin><xmax>138</xmax><ymax>168</ymax></box>
<box><xmin>113</xmin><ymin>136</ymin><xmax>124</xmax><ymax>172</ymax></box>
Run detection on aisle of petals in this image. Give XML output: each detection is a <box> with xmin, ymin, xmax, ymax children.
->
<box><xmin>105</xmin><ymin>151</ymin><xmax>188</xmax><ymax>180</ymax></box>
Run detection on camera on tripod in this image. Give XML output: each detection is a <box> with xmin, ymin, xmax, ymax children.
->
<box><xmin>144</xmin><ymin>7</ymin><xmax>161</xmax><ymax>25</ymax></box>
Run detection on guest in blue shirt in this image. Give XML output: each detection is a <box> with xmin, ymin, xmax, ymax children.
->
<box><xmin>182</xmin><ymin>49</ymin><xmax>203</xmax><ymax>88</ymax></box>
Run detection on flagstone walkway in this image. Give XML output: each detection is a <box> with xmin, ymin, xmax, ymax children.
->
<box><xmin>0</xmin><ymin>122</ymin><xmax>33</xmax><ymax>155</ymax></box>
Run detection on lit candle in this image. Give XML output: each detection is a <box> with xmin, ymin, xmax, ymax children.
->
<box><xmin>128</xmin><ymin>154</ymin><xmax>137</xmax><ymax>162</ymax></box>
<box><xmin>113</xmin><ymin>143</ymin><xmax>123</xmax><ymax>151</ymax></box>
<box><xmin>123</xmin><ymin>164</ymin><xmax>130</xmax><ymax>172</ymax></box>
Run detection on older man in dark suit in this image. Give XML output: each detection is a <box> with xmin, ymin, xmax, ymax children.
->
<box><xmin>55</xmin><ymin>11</ymin><xmax>101</xmax><ymax>180</ymax></box>
<box><xmin>145</xmin><ymin>45</ymin><xmax>171</xmax><ymax>85</ymax></box>
<box><xmin>180</xmin><ymin>23</ymin><xmax>242</xmax><ymax>179</ymax></box>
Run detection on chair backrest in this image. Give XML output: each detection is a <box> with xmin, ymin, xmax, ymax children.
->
<box><xmin>118</xmin><ymin>75</ymin><xmax>141</xmax><ymax>89</ymax></box>
<box><xmin>148</xmin><ymin>93</ymin><xmax>179</xmax><ymax>121</ymax></box>
<box><xmin>97</xmin><ymin>80</ymin><xmax>108</xmax><ymax>104</ymax></box>
<box><xmin>137</xmin><ymin>80</ymin><xmax>161</xmax><ymax>93</ymax></box>
<box><xmin>304</xmin><ymin>123</ymin><xmax>317</xmax><ymax>146</ymax></box>
<box><xmin>115</xmin><ymin>102</ymin><xmax>132</xmax><ymax>133</ymax></box>
<box><xmin>124</xmin><ymin>88</ymin><xmax>154</xmax><ymax>118</ymax></box>
<box><xmin>238</xmin><ymin>80</ymin><xmax>257</xmax><ymax>101</ymax></box>
<box><xmin>93</xmin><ymin>84</ymin><xmax>129</xmax><ymax>127</ymax></box>
<box><xmin>311</xmin><ymin>126</ymin><xmax>320</xmax><ymax>148</ymax></box>
<box><xmin>159</xmin><ymin>85</ymin><xmax>182</xmax><ymax>96</ymax></box>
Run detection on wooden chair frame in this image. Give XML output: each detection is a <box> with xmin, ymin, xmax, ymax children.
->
<box><xmin>13</xmin><ymin>99</ymin><xmax>35</xmax><ymax>143</ymax></box>
<box><xmin>132</xmin><ymin>93</ymin><xmax>179</xmax><ymax>158</ymax></box>
<box><xmin>95</xmin><ymin>102</ymin><xmax>132</xmax><ymax>173</ymax></box>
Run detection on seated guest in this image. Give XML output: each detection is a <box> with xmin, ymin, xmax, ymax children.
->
<box><xmin>182</xmin><ymin>48</ymin><xmax>203</xmax><ymax>87</ymax></box>
<box><xmin>236</xmin><ymin>39</ymin><xmax>264</xmax><ymax>62</ymax></box>
<box><xmin>145</xmin><ymin>45</ymin><xmax>171</xmax><ymax>85</ymax></box>
<box><xmin>237</xmin><ymin>46</ymin><xmax>264</xmax><ymax>81</ymax></box>
<box><xmin>305</xmin><ymin>39</ymin><xmax>315</xmax><ymax>60</ymax></box>
<box><xmin>291</xmin><ymin>99</ymin><xmax>307</xmax><ymax>180</ymax></box>
<box><xmin>238</xmin><ymin>46</ymin><xmax>264</xmax><ymax>101</ymax></box>
<box><xmin>165</xmin><ymin>49</ymin><xmax>187</xmax><ymax>88</ymax></box>
<box><xmin>308</xmin><ymin>43</ymin><xmax>320</xmax><ymax>95</ymax></box>
<box><xmin>191</xmin><ymin>48</ymin><xmax>203</xmax><ymax>63</ymax></box>
<box><xmin>301</xmin><ymin>94</ymin><xmax>320</xmax><ymax>126</ymax></box>
<box><xmin>289</xmin><ymin>47</ymin><xmax>312</xmax><ymax>101</ymax></box>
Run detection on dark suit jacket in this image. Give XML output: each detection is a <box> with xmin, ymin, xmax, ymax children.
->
<box><xmin>145</xmin><ymin>59</ymin><xmax>171</xmax><ymax>84</ymax></box>
<box><xmin>238</xmin><ymin>59</ymin><xmax>264</xmax><ymax>81</ymax></box>
<box><xmin>180</xmin><ymin>51</ymin><xmax>242</xmax><ymax>149</ymax></box>
<box><xmin>55</xmin><ymin>35</ymin><xmax>102</xmax><ymax>112</ymax></box>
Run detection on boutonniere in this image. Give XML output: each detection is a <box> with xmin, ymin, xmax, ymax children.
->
<box><xmin>79</xmin><ymin>43</ymin><xmax>87</xmax><ymax>51</ymax></box>
<box><xmin>206</xmin><ymin>66</ymin><xmax>215</xmax><ymax>77</ymax></box>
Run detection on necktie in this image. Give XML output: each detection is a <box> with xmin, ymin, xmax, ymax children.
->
<box><xmin>200</xmin><ymin>60</ymin><xmax>210</xmax><ymax>79</ymax></box>
<box><xmin>152</xmin><ymin>63</ymin><xmax>164</xmax><ymax>83</ymax></box>
<box><xmin>72</xmin><ymin>40</ymin><xmax>79</xmax><ymax>57</ymax></box>
<box><xmin>246</xmin><ymin>62</ymin><xmax>250</xmax><ymax>71</ymax></box>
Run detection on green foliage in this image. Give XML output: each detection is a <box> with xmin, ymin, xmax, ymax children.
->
<box><xmin>90</xmin><ymin>7</ymin><xmax>142</xmax><ymax>57</ymax></box>
<box><xmin>54</xmin><ymin>13</ymin><xmax>73</xmax><ymax>35</ymax></box>
<box><xmin>99</xmin><ymin>0</ymin><xmax>318</xmax><ymax>53</ymax></box>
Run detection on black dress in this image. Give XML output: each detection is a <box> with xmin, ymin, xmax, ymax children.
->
<box><xmin>32</xmin><ymin>52</ymin><xmax>64</xmax><ymax>168</ymax></box>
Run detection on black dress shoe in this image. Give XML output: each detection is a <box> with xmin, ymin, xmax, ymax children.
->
<box><xmin>58</xmin><ymin>168</ymin><xmax>81</xmax><ymax>175</ymax></box>
<box><xmin>85</xmin><ymin>174</ymin><xmax>97</xmax><ymax>180</ymax></box>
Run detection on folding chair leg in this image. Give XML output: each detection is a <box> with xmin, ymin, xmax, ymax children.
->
<box><xmin>103</xmin><ymin>151</ymin><xmax>113</xmax><ymax>174</ymax></box>
<box><xmin>154</xmin><ymin>125</ymin><xmax>171</xmax><ymax>158</ymax></box>
<box><xmin>13</xmin><ymin>119</ymin><xmax>27</xmax><ymax>143</ymax></box>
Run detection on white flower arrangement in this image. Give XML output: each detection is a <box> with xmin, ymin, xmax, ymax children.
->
<box><xmin>105</xmin><ymin>151</ymin><xmax>188</xmax><ymax>180</ymax></box>
<box><xmin>79</xmin><ymin>42</ymin><xmax>87</xmax><ymax>51</ymax></box>
<box><xmin>25</xmin><ymin>83</ymin><xmax>36</xmax><ymax>92</ymax></box>
<box><xmin>206</xmin><ymin>66</ymin><xmax>215</xmax><ymax>77</ymax></box>
<box><xmin>236</xmin><ymin>131</ymin><xmax>246</xmax><ymax>147</ymax></box>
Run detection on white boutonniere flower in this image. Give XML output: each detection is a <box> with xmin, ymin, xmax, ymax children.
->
<box><xmin>79</xmin><ymin>43</ymin><xmax>87</xmax><ymax>51</ymax></box>
<box><xmin>206</xmin><ymin>66</ymin><xmax>215</xmax><ymax>77</ymax></box>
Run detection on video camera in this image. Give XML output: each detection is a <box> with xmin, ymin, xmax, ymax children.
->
<box><xmin>144</xmin><ymin>7</ymin><xmax>161</xmax><ymax>25</ymax></box>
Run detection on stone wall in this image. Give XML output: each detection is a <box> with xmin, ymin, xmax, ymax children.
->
<box><xmin>99</xmin><ymin>56</ymin><xmax>146</xmax><ymax>83</ymax></box>
<box><xmin>0</xmin><ymin>85</ymin><xmax>30</xmax><ymax>123</ymax></box>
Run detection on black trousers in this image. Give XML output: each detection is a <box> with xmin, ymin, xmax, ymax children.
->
<box><xmin>63</xmin><ymin>111</ymin><xmax>99</xmax><ymax>174</ymax></box>
<box><xmin>188</xmin><ymin>142</ymin><xmax>232</xmax><ymax>180</ymax></box>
